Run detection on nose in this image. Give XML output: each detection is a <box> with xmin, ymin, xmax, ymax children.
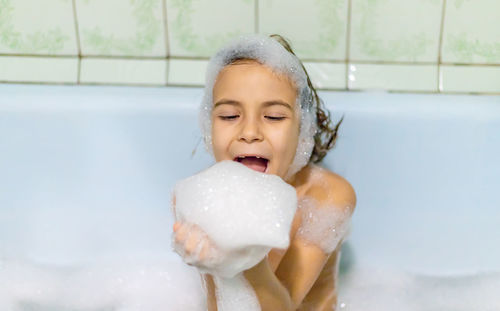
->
<box><xmin>238</xmin><ymin>117</ymin><xmax>263</xmax><ymax>143</ymax></box>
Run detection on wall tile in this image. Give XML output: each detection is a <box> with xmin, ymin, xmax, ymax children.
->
<box><xmin>442</xmin><ymin>0</ymin><xmax>500</xmax><ymax>64</ymax></box>
<box><xmin>350</xmin><ymin>0</ymin><xmax>442</xmax><ymax>62</ymax></box>
<box><xmin>348</xmin><ymin>64</ymin><xmax>438</xmax><ymax>91</ymax></box>
<box><xmin>303</xmin><ymin>62</ymin><xmax>346</xmax><ymax>89</ymax></box>
<box><xmin>0</xmin><ymin>56</ymin><xmax>78</xmax><ymax>83</ymax></box>
<box><xmin>0</xmin><ymin>0</ymin><xmax>77</xmax><ymax>55</ymax></box>
<box><xmin>167</xmin><ymin>0</ymin><xmax>254</xmax><ymax>57</ymax></box>
<box><xmin>168</xmin><ymin>59</ymin><xmax>207</xmax><ymax>86</ymax></box>
<box><xmin>259</xmin><ymin>0</ymin><xmax>347</xmax><ymax>60</ymax></box>
<box><xmin>75</xmin><ymin>0</ymin><xmax>165</xmax><ymax>56</ymax></box>
<box><xmin>80</xmin><ymin>58</ymin><xmax>166</xmax><ymax>85</ymax></box>
<box><xmin>441</xmin><ymin>66</ymin><xmax>500</xmax><ymax>93</ymax></box>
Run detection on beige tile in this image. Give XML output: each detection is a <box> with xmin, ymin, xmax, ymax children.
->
<box><xmin>80</xmin><ymin>58</ymin><xmax>166</xmax><ymax>85</ymax></box>
<box><xmin>350</xmin><ymin>0</ymin><xmax>442</xmax><ymax>62</ymax></box>
<box><xmin>441</xmin><ymin>66</ymin><xmax>500</xmax><ymax>93</ymax></box>
<box><xmin>168</xmin><ymin>59</ymin><xmax>208</xmax><ymax>86</ymax></box>
<box><xmin>75</xmin><ymin>0</ymin><xmax>166</xmax><ymax>56</ymax></box>
<box><xmin>303</xmin><ymin>62</ymin><xmax>346</xmax><ymax>89</ymax></box>
<box><xmin>166</xmin><ymin>0</ymin><xmax>254</xmax><ymax>57</ymax></box>
<box><xmin>0</xmin><ymin>0</ymin><xmax>77</xmax><ymax>55</ymax></box>
<box><xmin>0</xmin><ymin>56</ymin><xmax>78</xmax><ymax>83</ymax></box>
<box><xmin>259</xmin><ymin>0</ymin><xmax>348</xmax><ymax>60</ymax></box>
<box><xmin>348</xmin><ymin>64</ymin><xmax>438</xmax><ymax>91</ymax></box>
<box><xmin>442</xmin><ymin>0</ymin><xmax>500</xmax><ymax>64</ymax></box>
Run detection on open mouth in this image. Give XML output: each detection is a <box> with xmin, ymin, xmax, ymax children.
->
<box><xmin>234</xmin><ymin>156</ymin><xmax>269</xmax><ymax>173</ymax></box>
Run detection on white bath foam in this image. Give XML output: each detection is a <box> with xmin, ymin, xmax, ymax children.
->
<box><xmin>337</xmin><ymin>266</ymin><xmax>500</xmax><ymax>311</ymax></box>
<box><xmin>213</xmin><ymin>274</ymin><xmax>261</xmax><ymax>311</ymax></box>
<box><xmin>296</xmin><ymin>196</ymin><xmax>352</xmax><ymax>254</ymax></box>
<box><xmin>0</xmin><ymin>257</ymin><xmax>206</xmax><ymax>311</ymax></box>
<box><xmin>173</xmin><ymin>160</ymin><xmax>297</xmax><ymax>310</ymax></box>
<box><xmin>173</xmin><ymin>160</ymin><xmax>297</xmax><ymax>278</ymax></box>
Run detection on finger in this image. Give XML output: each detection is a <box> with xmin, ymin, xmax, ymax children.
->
<box><xmin>184</xmin><ymin>227</ymin><xmax>200</xmax><ymax>255</ymax></box>
<box><xmin>175</xmin><ymin>222</ymin><xmax>189</xmax><ymax>243</ymax></box>
<box><xmin>171</xmin><ymin>233</ymin><xmax>186</xmax><ymax>258</ymax></box>
<box><xmin>193</xmin><ymin>239</ymin><xmax>207</xmax><ymax>261</ymax></box>
<box><xmin>173</xmin><ymin>222</ymin><xmax>181</xmax><ymax>232</ymax></box>
<box><xmin>199</xmin><ymin>239</ymin><xmax>210</xmax><ymax>260</ymax></box>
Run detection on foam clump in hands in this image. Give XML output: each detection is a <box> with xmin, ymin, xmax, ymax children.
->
<box><xmin>172</xmin><ymin>160</ymin><xmax>297</xmax><ymax>278</ymax></box>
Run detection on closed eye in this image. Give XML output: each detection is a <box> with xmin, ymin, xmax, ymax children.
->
<box><xmin>219</xmin><ymin>115</ymin><xmax>239</xmax><ymax>120</ymax></box>
<box><xmin>265</xmin><ymin>116</ymin><xmax>286</xmax><ymax>121</ymax></box>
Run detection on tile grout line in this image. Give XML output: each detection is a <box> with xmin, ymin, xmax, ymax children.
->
<box><xmin>1</xmin><ymin>80</ymin><xmax>499</xmax><ymax>96</ymax></box>
<box><xmin>255</xmin><ymin>0</ymin><xmax>259</xmax><ymax>33</ymax></box>
<box><xmin>71</xmin><ymin>0</ymin><xmax>82</xmax><ymax>84</ymax></box>
<box><xmin>437</xmin><ymin>0</ymin><xmax>447</xmax><ymax>93</ymax></box>
<box><xmin>344</xmin><ymin>0</ymin><xmax>353</xmax><ymax>91</ymax></box>
<box><xmin>163</xmin><ymin>0</ymin><xmax>170</xmax><ymax>86</ymax></box>
<box><xmin>1</xmin><ymin>53</ymin><xmax>499</xmax><ymax>67</ymax></box>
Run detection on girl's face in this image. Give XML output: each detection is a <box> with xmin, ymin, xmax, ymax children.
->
<box><xmin>211</xmin><ymin>61</ymin><xmax>300</xmax><ymax>180</ymax></box>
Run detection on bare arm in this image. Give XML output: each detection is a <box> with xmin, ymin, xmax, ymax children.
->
<box><xmin>247</xmin><ymin>173</ymin><xmax>357</xmax><ymax>310</ymax></box>
<box><xmin>274</xmin><ymin>237</ymin><xmax>331</xmax><ymax>309</ymax></box>
<box><xmin>243</xmin><ymin>257</ymin><xmax>294</xmax><ymax>311</ymax></box>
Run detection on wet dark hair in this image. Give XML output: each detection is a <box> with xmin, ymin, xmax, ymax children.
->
<box><xmin>269</xmin><ymin>34</ymin><xmax>343</xmax><ymax>163</ymax></box>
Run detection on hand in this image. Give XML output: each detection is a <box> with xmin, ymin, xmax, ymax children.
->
<box><xmin>172</xmin><ymin>221</ymin><xmax>220</xmax><ymax>268</ymax></box>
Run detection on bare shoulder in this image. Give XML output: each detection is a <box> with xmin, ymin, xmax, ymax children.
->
<box><xmin>303</xmin><ymin>164</ymin><xmax>357</xmax><ymax>212</ymax></box>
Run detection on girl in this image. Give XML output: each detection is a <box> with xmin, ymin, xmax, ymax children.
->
<box><xmin>173</xmin><ymin>34</ymin><xmax>356</xmax><ymax>311</ymax></box>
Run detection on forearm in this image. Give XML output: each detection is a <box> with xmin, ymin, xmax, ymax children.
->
<box><xmin>243</xmin><ymin>257</ymin><xmax>294</xmax><ymax>311</ymax></box>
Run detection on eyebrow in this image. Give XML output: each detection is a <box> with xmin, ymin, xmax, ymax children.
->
<box><xmin>214</xmin><ymin>99</ymin><xmax>293</xmax><ymax>111</ymax></box>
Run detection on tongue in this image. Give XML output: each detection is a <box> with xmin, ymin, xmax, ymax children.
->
<box><xmin>239</xmin><ymin>157</ymin><xmax>268</xmax><ymax>173</ymax></box>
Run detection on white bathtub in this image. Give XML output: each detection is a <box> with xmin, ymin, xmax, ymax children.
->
<box><xmin>0</xmin><ymin>84</ymin><xmax>499</xmax><ymax>310</ymax></box>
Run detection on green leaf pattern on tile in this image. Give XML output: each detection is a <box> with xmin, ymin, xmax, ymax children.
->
<box><xmin>355</xmin><ymin>0</ymin><xmax>438</xmax><ymax>61</ymax></box>
<box><xmin>295</xmin><ymin>0</ymin><xmax>345</xmax><ymax>59</ymax></box>
<box><xmin>453</xmin><ymin>0</ymin><xmax>472</xmax><ymax>9</ymax></box>
<box><xmin>170</xmin><ymin>0</ymin><xmax>250</xmax><ymax>56</ymax></box>
<box><xmin>0</xmin><ymin>0</ymin><xmax>70</xmax><ymax>53</ymax></box>
<box><xmin>81</xmin><ymin>0</ymin><xmax>161</xmax><ymax>55</ymax></box>
<box><xmin>446</xmin><ymin>33</ymin><xmax>500</xmax><ymax>63</ymax></box>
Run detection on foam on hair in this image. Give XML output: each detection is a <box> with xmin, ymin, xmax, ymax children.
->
<box><xmin>199</xmin><ymin>34</ymin><xmax>317</xmax><ymax>181</ymax></box>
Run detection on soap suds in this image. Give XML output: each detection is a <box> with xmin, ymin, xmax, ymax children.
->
<box><xmin>172</xmin><ymin>160</ymin><xmax>298</xmax><ymax>310</ymax></box>
<box><xmin>0</xmin><ymin>257</ymin><xmax>205</xmax><ymax>311</ymax></box>
<box><xmin>296</xmin><ymin>196</ymin><xmax>352</xmax><ymax>254</ymax></box>
<box><xmin>172</xmin><ymin>160</ymin><xmax>297</xmax><ymax>278</ymax></box>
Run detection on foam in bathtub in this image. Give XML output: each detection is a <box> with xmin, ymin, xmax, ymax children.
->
<box><xmin>172</xmin><ymin>160</ymin><xmax>297</xmax><ymax>278</ymax></box>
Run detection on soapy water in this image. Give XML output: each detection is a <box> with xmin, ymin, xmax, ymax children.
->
<box><xmin>2</xmin><ymin>258</ymin><xmax>499</xmax><ymax>311</ymax></box>
<box><xmin>0</xmin><ymin>257</ymin><xmax>206</xmax><ymax>311</ymax></box>
<box><xmin>1</xmin><ymin>161</ymin><xmax>498</xmax><ymax>310</ymax></box>
<box><xmin>337</xmin><ymin>267</ymin><xmax>500</xmax><ymax>311</ymax></box>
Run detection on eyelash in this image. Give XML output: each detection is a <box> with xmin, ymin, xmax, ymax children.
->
<box><xmin>218</xmin><ymin>116</ymin><xmax>286</xmax><ymax>121</ymax></box>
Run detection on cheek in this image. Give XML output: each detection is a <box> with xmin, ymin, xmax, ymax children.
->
<box><xmin>211</xmin><ymin>121</ymin><xmax>230</xmax><ymax>158</ymax></box>
<box><xmin>272</xmin><ymin>123</ymin><xmax>300</xmax><ymax>160</ymax></box>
